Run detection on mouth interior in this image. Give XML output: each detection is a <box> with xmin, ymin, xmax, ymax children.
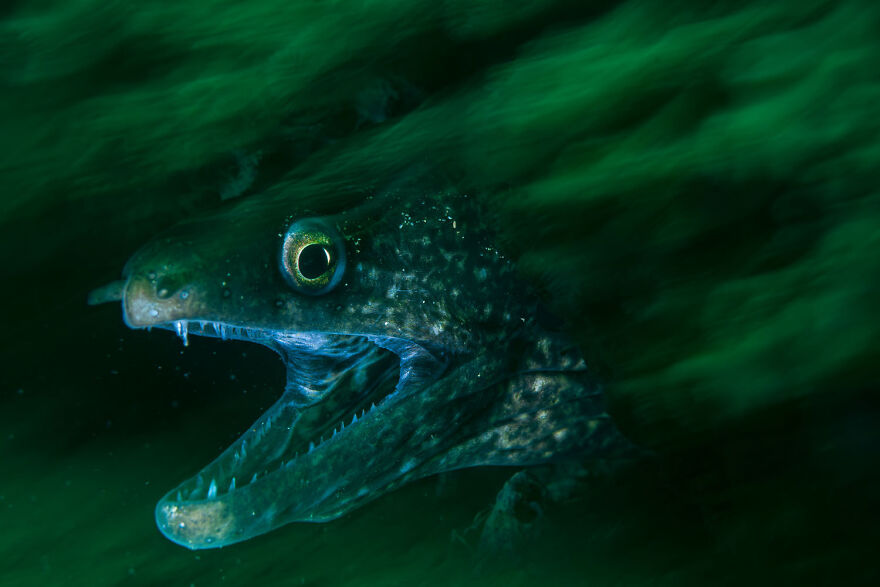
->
<box><xmin>155</xmin><ymin>320</ymin><xmax>445</xmax><ymax>503</ymax></box>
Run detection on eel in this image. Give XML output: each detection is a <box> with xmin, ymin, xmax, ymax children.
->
<box><xmin>90</xmin><ymin>189</ymin><xmax>635</xmax><ymax>549</ymax></box>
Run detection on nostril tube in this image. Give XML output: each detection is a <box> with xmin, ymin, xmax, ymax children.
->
<box><xmin>87</xmin><ymin>280</ymin><xmax>126</xmax><ymax>306</ymax></box>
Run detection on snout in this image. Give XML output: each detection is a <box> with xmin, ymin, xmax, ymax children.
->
<box><xmin>122</xmin><ymin>271</ymin><xmax>208</xmax><ymax>328</ymax></box>
<box><xmin>91</xmin><ymin>235</ymin><xmax>211</xmax><ymax>328</ymax></box>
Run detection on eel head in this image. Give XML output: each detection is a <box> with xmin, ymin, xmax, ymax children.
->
<box><xmin>93</xmin><ymin>194</ymin><xmax>624</xmax><ymax>548</ymax></box>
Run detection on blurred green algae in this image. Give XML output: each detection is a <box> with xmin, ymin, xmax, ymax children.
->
<box><xmin>2</xmin><ymin>0</ymin><xmax>879</xmax><ymax>584</ymax></box>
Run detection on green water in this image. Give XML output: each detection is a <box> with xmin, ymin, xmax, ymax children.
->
<box><xmin>2</xmin><ymin>0</ymin><xmax>879</xmax><ymax>584</ymax></box>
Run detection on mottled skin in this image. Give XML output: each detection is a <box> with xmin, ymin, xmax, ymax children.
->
<box><xmin>103</xmin><ymin>189</ymin><xmax>633</xmax><ymax>549</ymax></box>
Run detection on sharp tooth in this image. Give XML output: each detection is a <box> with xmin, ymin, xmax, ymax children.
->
<box><xmin>177</xmin><ymin>490</ymin><xmax>183</xmax><ymax>502</ymax></box>
<box><xmin>175</xmin><ymin>321</ymin><xmax>187</xmax><ymax>346</ymax></box>
<box><xmin>351</xmin><ymin>413</ymin><xmax>357</xmax><ymax>425</ymax></box>
<box><xmin>220</xmin><ymin>324</ymin><xmax>227</xmax><ymax>340</ymax></box>
<box><xmin>370</xmin><ymin>402</ymin><xmax>376</xmax><ymax>411</ymax></box>
<box><xmin>250</xmin><ymin>472</ymin><xmax>258</xmax><ymax>484</ymax></box>
<box><xmin>207</xmin><ymin>479</ymin><xmax>217</xmax><ymax>499</ymax></box>
<box><xmin>240</xmin><ymin>441</ymin><xmax>247</xmax><ymax>459</ymax></box>
<box><xmin>308</xmin><ymin>441</ymin><xmax>315</xmax><ymax>453</ymax></box>
<box><xmin>340</xmin><ymin>420</ymin><xmax>345</xmax><ymax>431</ymax></box>
<box><xmin>229</xmin><ymin>477</ymin><xmax>236</xmax><ymax>492</ymax></box>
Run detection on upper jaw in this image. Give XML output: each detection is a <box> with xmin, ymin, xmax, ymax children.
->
<box><xmin>151</xmin><ymin>318</ymin><xmax>283</xmax><ymax>347</ymax></box>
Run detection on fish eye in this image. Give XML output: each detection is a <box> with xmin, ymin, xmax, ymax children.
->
<box><xmin>279</xmin><ymin>218</ymin><xmax>346</xmax><ymax>295</ymax></box>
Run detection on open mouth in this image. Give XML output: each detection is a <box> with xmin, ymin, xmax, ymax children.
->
<box><xmin>147</xmin><ymin>319</ymin><xmax>448</xmax><ymax>547</ymax></box>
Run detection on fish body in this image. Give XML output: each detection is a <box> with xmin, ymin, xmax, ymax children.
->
<box><xmin>97</xmin><ymin>187</ymin><xmax>633</xmax><ymax>549</ymax></box>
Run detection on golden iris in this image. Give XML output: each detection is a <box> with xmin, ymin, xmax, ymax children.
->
<box><xmin>279</xmin><ymin>220</ymin><xmax>345</xmax><ymax>295</ymax></box>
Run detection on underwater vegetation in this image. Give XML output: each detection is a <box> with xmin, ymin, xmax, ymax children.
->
<box><xmin>2</xmin><ymin>0</ymin><xmax>879</xmax><ymax>584</ymax></box>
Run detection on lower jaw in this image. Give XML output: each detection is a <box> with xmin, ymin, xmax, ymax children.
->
<box><xmin>151</xmin><ymin>325</ymin><xmax>413</xmax><ymax>507</ymax></box>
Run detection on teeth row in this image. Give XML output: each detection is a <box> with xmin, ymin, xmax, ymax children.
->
<box><xmin>165</xmin><ymin>331</ymin><xmax>404</xmax><ymax>503</ymax></box>
<box><xmin>174</xmin><ymin>402</ymin><xmax>380</xmax><ymax>503</ymax></box>
<box><xmin>323</xmin><ymin>405</ymin><xmax>372</xmax><ymax>442</ymax></box>
<box><xmin>180</xmin><ymin>467</ymin><xmax>271</xmax><ymax>502</ymax></box>
<box><xmin>171</xmin><ymin>320</ymin><xmax>269</xmax><ymax>346</ymax></box>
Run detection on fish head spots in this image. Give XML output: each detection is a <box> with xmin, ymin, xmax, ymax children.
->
<box><xmin>279</xmin><ymin>218</ymin><xmax>346</xmax><ymax>296</ymax></box>
<box><xmin>119</xmin><ymin>240</ymin><xmax>216</xmax><ymax>327</ymax></box>
<box><xmin>155</xmin><ymin>273</ymin><xmax>189</xmax><ymax>300</ymax></box>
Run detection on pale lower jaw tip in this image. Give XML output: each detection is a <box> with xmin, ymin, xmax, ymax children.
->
<box><xmin>155</xmin><ymin>498</ymin><xmax>237</xmax><ymax>550</ymax></box>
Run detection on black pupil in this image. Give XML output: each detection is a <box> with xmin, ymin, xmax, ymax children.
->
<box><xmin>298</xmin><ymin>244</ymin><xmax>331</xmax><ymax>280</ymax></box>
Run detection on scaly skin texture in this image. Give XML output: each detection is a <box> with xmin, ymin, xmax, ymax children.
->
<box><xmin>104</xmin><ymin>189</ymin><xmax>634</xmax><ymax>549</ymax></box>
